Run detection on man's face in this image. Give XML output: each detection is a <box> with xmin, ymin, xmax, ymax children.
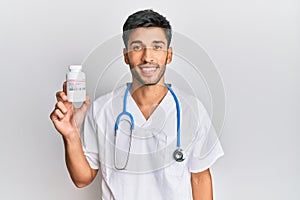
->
<box><xmin>123</xmin><ymin>27</ymin><xmax>172</xmax><ymax>86</ymax></box>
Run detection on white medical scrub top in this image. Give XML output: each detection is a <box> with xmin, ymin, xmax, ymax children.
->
<box><xmin>82</xmin><ymin>84</ymin><xmax>224</xmax><ymax>200</ymax></box>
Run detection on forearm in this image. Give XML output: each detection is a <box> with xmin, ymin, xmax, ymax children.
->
<box><xmin>63</xmin><ymin>132</ymin><xmax>97</xmax><ymax>188</ymax></box>
<box><xmin>191</xmin><ymin>169</ymin><xmax>213</xmax><ymax>200</ymax></box>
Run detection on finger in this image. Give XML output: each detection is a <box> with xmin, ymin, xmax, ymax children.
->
<box><xmin>50</xmin><ymin>110</ymin><xmax>58</xmax><ymax>122</ymax></box>
<box><xmin>50</xmin><ymin>109</ymin><xmax>63</xmax><ymax>122</ymax></box>
<box><xmin>54</xmin><ymin>109</ymin><xmax>65</xmax><ymax>120</ymax></box>
<box><xmin>56</xmin><ymin>101</ymin><xmax>68</xmax><ymax>114</ymax></box>
<box><xmin>63</xmin><ymin>81</ymin><xmax>67</xmax><ymax>94</ymax></box>
<box><xmin>56</xmin><ymin>91</ymin><xmax>68</xmax><ymax>102</ymax></box>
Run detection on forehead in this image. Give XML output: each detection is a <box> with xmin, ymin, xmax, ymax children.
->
<box><xmin>127</xmin><ymin>27</ymin><xmax>167</xmax><ymax>44</ymax></box>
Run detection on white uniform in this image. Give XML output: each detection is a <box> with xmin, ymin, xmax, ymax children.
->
<box><xmin>82</xmin><ymin>84</ymin><xmax>224</xmax><ymax>200</ymax></box>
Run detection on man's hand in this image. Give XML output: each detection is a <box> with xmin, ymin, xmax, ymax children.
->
<box><xmin>50</xmin><ymin>82</ymin><xmax>97</xmax><ymax>188</ymax></box>
<box><xmin>50</xmin><ymin>82</ymin><xmax>90</xmax><ymax>139</ymax></box>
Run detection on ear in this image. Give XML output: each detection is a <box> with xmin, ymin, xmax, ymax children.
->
<box><xmin>166</xmin><ymin>47</ymin><xmax>173</xmax><ymax>64</ymax></box>
<box><xmin>123</xmin><ymin>48</ymin><xmax>129</xmax><ymax>64</ymax></box>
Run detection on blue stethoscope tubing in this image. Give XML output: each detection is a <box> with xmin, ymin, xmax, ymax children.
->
<box><xmin>164</xmin><ymin>83</ymin><xmax>181</xmax><ymax>148</ymax></box>
<box><xmin>114</xmin><ymin>83</ymin><xmax>184</xmax><ymax>170</ymax></box>
<box><xmin>114</xmin><ymin>83</ymin><xmax>135</xmax><ymax>132</ymax></box>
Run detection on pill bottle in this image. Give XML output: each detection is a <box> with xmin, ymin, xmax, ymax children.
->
<box><xmin>66</xmin><ymin>65</ymin><xmax>86</xmax><ymax>102</ymax></box>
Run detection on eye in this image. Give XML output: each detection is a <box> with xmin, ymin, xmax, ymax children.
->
<box><xmin>132</xmin><ymin>45</ymin><xmax>143</xmax><ymax>51</ymax></box>
<box><xmin>153</xmin><ymin>45</ymin><xmax>163</xmax><ymax>50</ymax></box>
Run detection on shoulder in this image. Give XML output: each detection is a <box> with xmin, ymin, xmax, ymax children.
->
<box><xmin>171</xmin><ymin>85</ymin><xmax>208</xmax><ymax>115</ymax></box>
<box><xmin>171</xmin><ymin>85</ymin><xmax>212</xmax><ymax>137</ymax></box>
<box><xmin>90</xmin><ymin>84</ymin><xmax>126</xmax><ymax>115</ymax></box>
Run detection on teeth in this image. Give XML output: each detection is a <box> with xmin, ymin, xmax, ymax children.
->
<box><xmin>141</xmin><ymin>67</ymin><xmax>156</xmax><ymax>72</ymax></box>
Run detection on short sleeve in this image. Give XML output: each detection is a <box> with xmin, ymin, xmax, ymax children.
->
<box><xmin>188</xmin><ymin>102</ymin><xmax>224</xmax><ymax>173</ymax></box>
<box><xmin>81</xmin><ymin>103</ymin><xmax>100</xmax><ymax>169</ymax></box>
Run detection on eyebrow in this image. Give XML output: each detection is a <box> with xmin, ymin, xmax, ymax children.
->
<box><xmin>152</xmin><ymin>40</ymin><xmax>165</xmax><ymax>45</ymax></box>
<box><xmin>129</xmin><ymin>40</ymin><xmax>166</xmax><ymax>46</ymax></box>
<box><xmin>129</xmin><ymin>40</ymin><xmax>142</xmax><ymax>46</ymax></box>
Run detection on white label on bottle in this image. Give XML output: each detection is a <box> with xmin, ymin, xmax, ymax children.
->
<box><xmin>68</xmin><ymin>80</ymin><xmax>86</xmax><ymax>91</ymax></box>
<box><xmin>67</xmin><ymin>80</ymin><xmax>86</xmax><ymax>102</ymax></box>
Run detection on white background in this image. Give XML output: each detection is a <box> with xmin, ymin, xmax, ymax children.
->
<box><xmin>1</xmin><ymin>0</ymin><xmax>299</xmax><ymax>199</ymax></box>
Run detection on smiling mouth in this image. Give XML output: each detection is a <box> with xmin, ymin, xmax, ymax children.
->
<box><xmin>141</xmin><ymin>67</ymin><xmax>157</xmax><ymax>72</ymax></box>
<box><xmin>139</xmin><ymin>65</ymin><xmax>159</xmax><ymax>74</ymax></box>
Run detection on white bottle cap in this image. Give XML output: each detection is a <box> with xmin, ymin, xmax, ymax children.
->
<box><xmin>69</xmin><ymin>65</ymin><xmax>82</xmax><ymax>71</ymax></box>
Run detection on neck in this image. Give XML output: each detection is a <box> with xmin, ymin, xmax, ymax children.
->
<box><xmin>129</xmin><ymin>79</ymin><xmax>168</xmax><ymax>120</ymax></box>
<box><xmin>130</xmin><ymin>81</ymin><xmax>168</xmax><ymax>107</ymax></box>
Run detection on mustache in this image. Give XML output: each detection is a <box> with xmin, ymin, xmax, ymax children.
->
<box><xmin>137</xmin><ymin>63</ymin><xmax>160</xmax><ymax>68</ymax></box>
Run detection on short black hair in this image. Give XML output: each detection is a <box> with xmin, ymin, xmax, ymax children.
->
<box><xmin>122</xmin><ymin>9</ymin><xmax>172</xmax><ymax>49</ymax></box>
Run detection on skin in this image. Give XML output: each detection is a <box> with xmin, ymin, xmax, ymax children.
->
<box><xmin>191</xmin><ymin>169</ymin><xmax>213</xmax><ymax>200</ymax></box>
<box><xmin>50</xmin><ymin>82</ymin><xmax>98</xmax><ymax>188</ymax></box>
<box><xmin>123</xmin><ymin>27</ymin><xmax>172</xmax><ymax>119</ymax></box>
<box><xmin>50</xmin><ymin>27</ymin><xmax>213</xmax><ymax>199</ymax></box>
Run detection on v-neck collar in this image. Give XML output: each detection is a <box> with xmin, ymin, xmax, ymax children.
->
<box><xmin>126</xmin><ymin>87</ymin><xmax>173</xmax><ymax>127</ymax></box>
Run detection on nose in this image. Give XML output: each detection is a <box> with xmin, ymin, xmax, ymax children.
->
<box><xmin>141</xmin><ymin>47</ymin><xmax>154</xmax><ymax>63</ymax></box>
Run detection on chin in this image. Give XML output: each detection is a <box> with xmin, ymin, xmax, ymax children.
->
<box><xmin>143</xmin><ymin>82</ymin><xmax>158</xmax><ymax>86</ymax></box>
<box><xmin>133</xmin><ymin>73</ymin><xmax>165</xmax><ymax>86</ymax></box>
<box><xmin>137</xmin><ymin>78</ymin><xmax>162</xmax><ymax>86</ymax></box>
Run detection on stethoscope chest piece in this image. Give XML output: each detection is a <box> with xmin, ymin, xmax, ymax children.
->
<box><xmin>173</xmin><ymin>148</ymin><xmax>185</xmax><ymax>162</ymax></box>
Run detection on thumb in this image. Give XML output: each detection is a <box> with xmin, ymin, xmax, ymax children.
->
<box><xmin>63</xmin><ymin>81</ymin><xmax>67</xmax><ymax>95</ymax></box>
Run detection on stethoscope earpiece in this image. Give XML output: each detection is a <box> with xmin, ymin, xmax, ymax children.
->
<box><xmin>173</xmin><ymin>148</ymin><xmax>185</xmax><ymax>162</ymax></box>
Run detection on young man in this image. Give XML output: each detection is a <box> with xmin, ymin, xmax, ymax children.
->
<box><xmin>50</xmin><ymin>9</ymin><xmax>223</xmax><ymax>200</ymax></box>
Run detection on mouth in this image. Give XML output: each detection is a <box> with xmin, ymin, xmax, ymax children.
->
<box><xmin>138</xmin><ymin>65</ymin><xmax>159</xmax><ymax>75</ymax></box>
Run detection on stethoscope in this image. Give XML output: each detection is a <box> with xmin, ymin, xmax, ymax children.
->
<box><xmin>114</xmin><ymin>83</ymin><xmax>184</xmax><ymax>170</ymax></box>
